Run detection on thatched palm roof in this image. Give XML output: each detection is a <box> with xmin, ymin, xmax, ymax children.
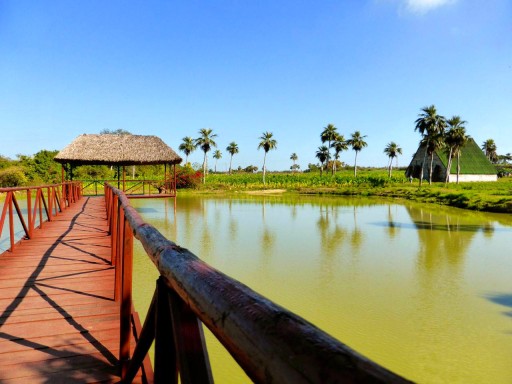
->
<box><xmin>55</xmin><ymin>134</ymin><xmax>182</xmax><ymax>166</ymax></box>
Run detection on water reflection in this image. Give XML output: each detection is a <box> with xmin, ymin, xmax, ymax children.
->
<box><xmin>316</xmin><ymin>203</ymin><xmax>347</xmax><ymax>257</ymax></box>
<box><xmin>386</xmin><ymin>204</ymin><xmax>400</xmax><ymax>238</ymax></box>
<box><xmin>130</xmin><ymin>195</ymin><xmax>512</xmax><ymax>384</ymax></box>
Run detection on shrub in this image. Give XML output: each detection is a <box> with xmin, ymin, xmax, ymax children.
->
<box><xmin>0</xmin><ymin>167</ymin><xmax>28</xmax><ymax>187</ymax></box>
<box><xmin>175</xmin><ymin>166</ymin><xmax>202</xmax><ymax>189</ymax></box>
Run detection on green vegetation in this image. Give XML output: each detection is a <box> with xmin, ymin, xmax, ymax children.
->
<box><xmin>183</xmin><ymin>169</ymin><xmax>512</xmax><ymax>214</ymax></box>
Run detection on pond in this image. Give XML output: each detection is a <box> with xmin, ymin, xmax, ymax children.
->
<box><xmin>70</xmin><ymin>194</ymin><xmax>512</xmax><ymax>382</ymax></box>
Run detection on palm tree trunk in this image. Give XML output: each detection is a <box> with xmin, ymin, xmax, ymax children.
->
<box><xmin>202</xmin><ymin>152</ymin><xmax>207</xmax><ymax>184</ymax></box>
<box><xmin>419</xmin><ymin>139</ymin><xmax>429</xmax><ymax>187</ymax></box>
<box><xmin>331</xmin><ymin>147</ymin><xmax>335</xmax><ymax>176</ymax></box>
<box><xmin>388</xmin><ymin>157</ymin><xmax>392</xmax><ymax>177</ymax></box>
<box><xmin>262</xmin><ymin>152</ymin><xmax>267</xmax><ymax>185</ymax></box>
<box><xmin>445</xmin><ymin>149</ymin><xmax>453</xmax><ymax>184</ymax></box>
<box><xmin>354</xmin><ymin>151</ymin><xmax>358</xmax><ymax>177</ymax></box>
<box><xmin>429</xmin><ymin>153</ymin><xmax>434</xmax><ymax>185</ymax></box>
<box><xmin>229</xmin><ymin>155</ymin><xmax>233</xmax><ymax>175</ymax></box>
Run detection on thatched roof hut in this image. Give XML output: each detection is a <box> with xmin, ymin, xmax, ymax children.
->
<box><xmin>54</xmin><ymin>134</ymin><xmax>182</xmax><ymax>166</ymax></box>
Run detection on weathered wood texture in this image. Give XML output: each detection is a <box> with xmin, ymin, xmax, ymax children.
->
<box><xmin>0</xmin><ymin>196</ymin><xmax>145</xmax><ymax>383</ymax></box>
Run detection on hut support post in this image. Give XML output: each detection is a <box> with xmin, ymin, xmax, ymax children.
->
<box><xmin>122</xmin><ymin>166</ymin><xmax>126</xmax><ymax>192</ymax></box>
<box><xmin>173</xmin><ymin>164</ymin><xmax>177</xmax><ymax>196</ymax></box>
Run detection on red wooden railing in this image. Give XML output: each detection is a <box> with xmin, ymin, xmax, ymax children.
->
<box><xmin>105</xmin><ymin>183</ymin><xmax>412</xmax><ymax>384</ymax></box>
<box><xmin>0</xmin><ymin>182</ymin><xmax>82</xmax><ymax>252</ymax></box>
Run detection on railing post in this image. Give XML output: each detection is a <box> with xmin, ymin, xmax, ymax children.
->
<box><xmin>0</xmin><ymin>192</ymin><xmax>10</xmax><ymax>245</ymax></box>
<box><xmin>8</xmin><ymin>192</ymin><xmax>14</xmax><ymax>252</ymax></box>
<box><xmin>36</xmin><ymin>188</ymin><xmax>43</xmax><ymax>229</ymax></box>
<box><xmin>123</xmin><ymin>293</ymin><xmax>157</xmax><ymax>383</ymax></box>
<box><xmin>27</xmin><ymin>189</ymin><xmax>33</xmax><ymax>238</ymax></box>
<box><xmin>47</xmin><ymin>187</ymin><xmax>53</xmax><ymax>221</ymax></box>
<box><xmin>115</xmin><ymin>205</ymin><xmax>125</xmax><ymax>299</ymax></box>
<box><xmin>111</xmin><ymin>195</ymin><xmax>118</xmax><ymax>268</ymax></box>
<box><xmin>119</xmin><ymin>209</ymin><xmax>134</xmax><ymax>377</ymax></box>
<box><xmin>154</xmin><ymin>277</ymin><xmax>178</xmax><ymax>383</ymax></box>
<box><xmin>168</xmin><ymin>286</ymin><xmax>213</xmax><ymax>383</ymax></box>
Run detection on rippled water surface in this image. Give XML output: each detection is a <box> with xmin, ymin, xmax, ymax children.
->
<box><xmin>130</xmin><ymin>194</ymin><xmax>512</xmax><ymax>383</ymax></box>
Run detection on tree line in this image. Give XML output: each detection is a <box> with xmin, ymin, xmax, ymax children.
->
<box><xmin>1</xmin><ymin>111</ymin><xmax>508</xmax><ymax>188</ymax></box>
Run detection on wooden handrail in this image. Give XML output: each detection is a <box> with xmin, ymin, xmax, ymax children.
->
<box><xmin>105</xmin><ymin>183</ymin><xmax>412</xmax><ymax>383</ymax></box>
<box><xmin>0</xmin><ymin>182</ymin><xmax>82</xmax><ymax>252</ymax></box>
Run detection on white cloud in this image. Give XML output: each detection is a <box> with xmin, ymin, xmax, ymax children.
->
<box><xmin>405</xmin><ymin>0</ymin><xmax>457</xmax><ymax>14</ymax></box>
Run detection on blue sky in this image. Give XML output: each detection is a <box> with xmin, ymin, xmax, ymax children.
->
<box><xmin>1</xmin><ymin>0</ymin><xmax>510</xmax><ymax>171</ymax></box>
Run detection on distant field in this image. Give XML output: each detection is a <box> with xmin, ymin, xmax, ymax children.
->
<box><xmin>192</xmin><ymin>169</ymin><xmax>512</xmax><ymax>213</ymax></box>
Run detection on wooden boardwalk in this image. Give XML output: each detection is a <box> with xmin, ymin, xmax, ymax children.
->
<box><xmin>0</xmin><ymin>196</ymin><xmax>143</xmax><ymax>383</ymax></box>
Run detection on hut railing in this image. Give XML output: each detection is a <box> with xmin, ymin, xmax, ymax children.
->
<box><xmin>0</xmin><ymin>182</ymin><xmax>82</xmax><ymax>252</ymax></box>
<box><xmin>81</xmin><ymin>179</ymin><xmax>176</xmax><ymax>197</ymax></box>
<box><xmin>105</xmin><ymin>183</ymin><xmax>411</xmax><ymax>384</ymax></box>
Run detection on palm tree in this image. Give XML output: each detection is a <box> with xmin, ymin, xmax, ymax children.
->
<box><xmin>195</xmin><ymin>128</ymin><xmax>217</xmax><ymax>184</ymax></box>
<box><xmin>213</xmin><ymin>150</ymin><xmax>222</xmax><ymax>173</ymax></box>
<box><xmin>422</xmin><ymin>132</ymin><xmax>445</xmax><ymax>183</ymax></box>
<box><xmin>331</xmin><ymin>134</ymin><xmax>348</xmax><ymax>174</ymax></box>
<box><xmin>383</xmin><ymin>142</ymin><xmax>402</xmax><ymax>177</ymax></box>
<box><xmin>290</xmin><ymin>153</ymin><xmax>298</xmax><ymax>172</ymax></box>
<box><xmin>414</xmin><ymin>105</ymin><xmax>447</xmax><ymax>185</ymax></box>
<box><xmin>454</xmin><ymin>135</ymin><xmax>469</xmax><ymax>184</ymax></box>
<box><xmin>257</xmin><ymin>132</ymin><xmax>277</xmax><ymax>185</ymax></box>
<box><xmin>178</xmin><ymin>136</ymin><xmax>196</xmax><ymax>165</ymax></box>
<box><xmin>226</xmin><ymin>142</ymin><xmax>239</xmax><ymax>175</ymax></box>
<box><xmin>315</xmin><ymin>146</ymin><xmax>329</xmax><ymax>176</ymax></box>
<box><xmin>321</xmin><ymin>124</ymin><xmax>338</xmax><ymax>174</ymax></box>
<box><xmin>444</xmin><ymin>116</ymin><xmax>468</xmax><ymax>184</ymax></box>
<box><xmin>347</xmin><ymin>131</ymin><xmax>368</xmax><ymax>177</ymax></box>
<box><xmin>481</xmin><ymin>139</ymin><xmax>498</xmax><ymax>163</ymax></box>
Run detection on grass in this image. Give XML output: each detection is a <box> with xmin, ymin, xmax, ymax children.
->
<box><xmin>189</xmin><ymin>168</ymin><xmax>512</xmax><ymax>213</ymax></box>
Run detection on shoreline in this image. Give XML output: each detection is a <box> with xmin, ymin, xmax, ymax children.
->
<box><xmin>178</xmin><ymin>185</ymin><xmax>512</xmax><ymax>214</ymax></box>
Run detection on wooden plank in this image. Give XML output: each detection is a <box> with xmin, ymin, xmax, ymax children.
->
<box><xmin>0</xmin><ymin>196</ymin><xmax>149</xmax><ymax>383</ymax></box>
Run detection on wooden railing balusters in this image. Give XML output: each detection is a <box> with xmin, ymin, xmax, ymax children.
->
<box><xmin>0</xmin><ymin>182</ymin><xmax>82</xmax><ymax>252</ymax></box>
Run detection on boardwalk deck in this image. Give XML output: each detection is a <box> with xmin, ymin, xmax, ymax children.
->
<box><xmin>0</xmin><ymin>196</ymin><xmax>144</xmax><ymax>383</ymax></box>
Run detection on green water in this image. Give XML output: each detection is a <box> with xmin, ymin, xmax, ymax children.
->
<box><xmin>130</xmin><ymin>194</ymin><xmax>512</xmax><ymax>383</ymax></box>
